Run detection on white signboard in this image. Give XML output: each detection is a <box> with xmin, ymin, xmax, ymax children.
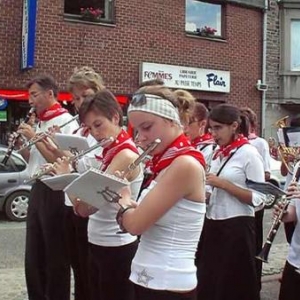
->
<box><xmin>140</xmin><ymin>62</ymin><xmax>230</xmax><ymax>93</ymax></box>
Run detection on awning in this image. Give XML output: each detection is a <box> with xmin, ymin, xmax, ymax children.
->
<box><xmin>0</xmin><ymin>90</ymin><xmax>129</xmax><ymax>105</ymax></box>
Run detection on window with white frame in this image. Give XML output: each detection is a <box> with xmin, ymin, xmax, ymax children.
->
<box><xmin>291</xmin><ymin>20</ymin><xmax>300</xmax><ymax>71</ymax></box>
<box><xmin>64</xmin><ymin>0</ymin><xmax>114</xmax><ymax>23</ymax></box>
<box><xmin>185</xmin><ymin>0</ymin><xmax>223</xmax><ymax>38</ymax></box>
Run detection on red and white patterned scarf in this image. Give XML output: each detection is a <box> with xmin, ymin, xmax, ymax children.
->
<box><xmin>150</xmin><ymin>134</ymin><xmax>206</xmax><ymax>180</ymax></box>
<box><xmin>213</xmin><ymin>134</ymin><xmax>249</xmax><ymax>160</ymax></box>
<box><xmin>96</xmin><ymin>129</ymin><xmax>139</xmax><ymax>171</ymax></box>
<box><xmin>191</xmin><ymin>133</ymin><xmax>215</xmax><ymax>148</ymax></box>
<box><xmin>38</xmin><ymin>102</ymin><xmax>68</xmax><ymax>121</ymax></box>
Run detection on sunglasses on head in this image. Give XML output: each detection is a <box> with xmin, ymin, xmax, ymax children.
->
<box><xmin>130</xmin><ymin>94</ymin><xmax>163</xmax><ymax>107</ymax></box>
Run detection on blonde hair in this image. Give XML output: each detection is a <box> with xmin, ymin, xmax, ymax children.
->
<box><xmin>135</xmin><ymin>85</ymin><xmax>195</xmax><ymax>126</ymax></box>
<box><xmin>174</xmin><ymin>89</ymin><xmax>196</xmax><ymax>126</ymax></box>
<box><xmin>68</xmin><ymin>66</ymin><xmax>105</xmax><ymax>92</ymax></box>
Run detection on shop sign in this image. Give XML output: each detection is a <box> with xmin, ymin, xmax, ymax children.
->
<box><xmin>0</xmin><ymin>111</ymin><xmax>7</xmax><ymax>122</ymax></box>
<box><xmin>21</xmin><ymin>0</ymin><xmax>37</xmax><ymax>70</ymax></box>
<box><xmin>0</xmin><ymin>99</ymin><xmax>8</xmax><ymax>110</ymax></box>
<box><xmin>140</xmin><ymin>62</ymin><xmax>230</xmax><ymax>93</ymax></box>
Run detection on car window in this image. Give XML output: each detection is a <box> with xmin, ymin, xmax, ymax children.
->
<box><xmin>11</xmin><ymin>153</ymin><xmax>27</xmax><ymax>171</ymax></box>
<box><xmin>0</xmin><ymin>150</ymin><xmax>26</xmax><ymax>172</ymax></box>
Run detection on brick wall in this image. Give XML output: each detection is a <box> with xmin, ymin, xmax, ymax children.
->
<box><xmin>0</xmin><ymin>0</ymin><xmax>263</xmax><ymax>114</ymax></box>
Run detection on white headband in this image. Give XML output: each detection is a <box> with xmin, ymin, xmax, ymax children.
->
<box><xmin>127</xmin><ymin>94</ymin><xmax>181</xmax><ymax>125</ymax></box>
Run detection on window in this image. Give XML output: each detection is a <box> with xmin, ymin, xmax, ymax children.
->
<box><xmin>64</xmin><ymin>0</ymin><xmax>115</xmax><ymax>24</ymax></box>
<box><xmin>185</xmin><ymin>0</ymin><xmax>223</xmax><ymax>38</ymax></box>
<box><xmin>0</xmin><ymin>150</ymin><xmax>26</xmax><ymax>173</ymax></box>
<box><xmin>291</xmin><ymin>20</ymin><xmax>300</xmax><ymax>71</ymax></box>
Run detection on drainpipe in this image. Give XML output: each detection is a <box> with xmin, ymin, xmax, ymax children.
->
<box><xmin>261</xmin><ymin>0</ymin><xmax>268</xmax><ymax>137</ymax></box>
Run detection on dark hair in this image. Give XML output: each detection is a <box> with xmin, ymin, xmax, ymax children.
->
<box><xmin>139</xmin><ymin>78</ymin><xmax>164</xmax><ymax>88</ymax></box>
<box><xmin>26</xmin><ymin>74</ymin><xmax>58</xmax><ymax>98</ymax></box>
<box><xmin>209</xmin><ymin>103</ymin><xmax>249</xmax><ymax>137</ymax></box>
<box><xmin>240</xmin><ymin>107</ymin><xmax>257</xmax><ymax>130</ymax></box>
<box><xmin>290</xmin><ymin>115</ymin><xmax>300</xmax><ymax>127</ymax></box>
<box><xmin>79</xmin><ymin>89</ymin><xmax>123</xmax><ymax>126</ymax></box>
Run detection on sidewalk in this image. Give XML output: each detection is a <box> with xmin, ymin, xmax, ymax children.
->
<box><xmin>0</xmin><ymin>243</ymin><xmax>289</xmax><ymax>300</ymax></box>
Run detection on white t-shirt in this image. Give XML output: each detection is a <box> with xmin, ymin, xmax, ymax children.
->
<box><xmin>130</xmin><ymin>180</ymin><xmax>206</xmax><ymax>291</ymax></box>
<box><xmin>249</xmin><ymin>137</ymin><xmax>271</xmax><ymax>174</ymax></box>
<box><xmin>206</xmin><ymin>144</ymin><xmax>265</xmax><ymax>220</ymax></box>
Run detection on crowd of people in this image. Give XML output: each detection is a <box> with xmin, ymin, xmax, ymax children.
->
<box><xmin>7</xmin><ymin>68</ymin><xmax>300</xmax><ymax>300</ymax></box>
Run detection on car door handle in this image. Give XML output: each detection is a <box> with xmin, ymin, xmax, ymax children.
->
<box><xmin>7</xmin><ymin>179</ymin><xmax>17</xmax><ymax>183</ymax></box>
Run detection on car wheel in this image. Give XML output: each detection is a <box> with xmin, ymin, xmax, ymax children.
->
<box><xmin>265</xmin><ymin>180</ymin><xmax>280</xmax><ymax>209</ymax></box>
<box><xmin>264</xmin><ymin>194</ymin><xmax>278</xmax><ymax>209</ymax></box>
<box><xmin>4</xmin><ymin>191</ymin><xmax>30</xmax><ymax>221</ymax></box>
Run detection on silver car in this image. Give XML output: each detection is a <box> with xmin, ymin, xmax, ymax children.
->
<box><xmin>0</xmin><ymin>145</ymin><xmax>31</xmax><ymax>221</ymax></box>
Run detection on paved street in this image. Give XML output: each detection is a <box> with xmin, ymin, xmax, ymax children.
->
<box><xmin>0</xmin><ymin>209</ymin><xmax>289</xmax><ymax>299</ymax></box>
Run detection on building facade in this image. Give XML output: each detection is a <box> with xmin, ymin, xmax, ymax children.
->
<box><xmin>265</xmin><ymin>0</ymin><xmax>300</xmax><ymax>139</ymax></box>
<box><xmin>0</xmin><ymin>0</ymin><xmax>266</xmax><ymax>143</ymax></box>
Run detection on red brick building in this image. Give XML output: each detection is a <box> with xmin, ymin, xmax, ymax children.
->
<box><xmin>0</xmin><ymin>0</ymin><xmax>266</xmax><ymax>143</ymax></box>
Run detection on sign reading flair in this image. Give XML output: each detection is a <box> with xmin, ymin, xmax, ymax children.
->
<box><xmin>140</xmin><ymin>62</ymin><xmax>230</xmax><ymax>93</ymax></box>
<box><xmin>21</xmin><ymin>0</ymin><xmax>37</xmax><ymax>70</ymax></box>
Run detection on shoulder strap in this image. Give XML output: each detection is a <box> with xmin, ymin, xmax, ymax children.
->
<box><xmin>216</xmin><ymin>144</ymin><xmax>245</xmax><ymax>177</ymax></box>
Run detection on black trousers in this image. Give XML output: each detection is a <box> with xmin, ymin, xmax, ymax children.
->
<box><xmin>196</xmin><ymin>217</ymin><xmax>259</xmax><ymax>300</ymax></box>
<box><xmin>25</xmin><ymin>181</ymin><xmax>70</xmax><ymax>300</ymax></box>
<box><xmin>88</xmin><ymin>240</ymin><xmax>138</xmax><ymax>300</ymax></box>
<box><xmin>134</xmin><ymin>284</ymin><xmax>196</xmax><ymax>300</ymax></box>
<box><xmin>279</xmin><ymin>261</ymin><xmax>300</xmax><ymax>300</ymax></box>
<box><xmin>64</xmin><ymin>206</ymin><xmax>90</xmax><ymax>300</ymax></box>
<box><xmin>255</xmin><ymin>208</ymin><xmax>264</xmax><ymax>291</ymax></box>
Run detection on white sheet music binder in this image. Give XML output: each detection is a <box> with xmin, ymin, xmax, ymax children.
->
<box><xmin>246</xmin><ymin>179</ymin><xmax>286</xmax><ymax>197</ymax></box>
<box><xmin>54</xmin><ymin>133</ymin><xmax>90</xmax><ymax>152</ymax></box>
<box><xmin>64</xmin><ymin>168</ymin><xmax>129</xmax><ymax>209</ymax></box>
<box><xmin>41</xmin><ymin>173</ymin><xmax>81</xmax><ymax>191</ymax></box>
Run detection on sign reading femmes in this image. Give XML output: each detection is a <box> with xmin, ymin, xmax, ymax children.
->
<box><xmin>140</xmin><ymin>62</ymin><xmax>230</xmax><ymax>93</ymax></box>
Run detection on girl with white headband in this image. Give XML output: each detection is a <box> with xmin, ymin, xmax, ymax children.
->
<box><xmin>117</xmin><ymin>84</ymin><xmax>206</xmax><ymax>300</ymax></box>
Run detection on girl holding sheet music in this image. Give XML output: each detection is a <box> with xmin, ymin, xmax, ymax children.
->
<box><xmin>116</xmin><ymin>85</ymin><xmax>206</xmax><ymax>300</ymax></box>
<box><xmin>196</xmin><ymin>104</ymin><xmax>265</xmax><ymax>300</ymax></box>
<box><xmin>53</xmin><ymin>89</ymin><xmax>143</xmax><ymax>300</ymax></box>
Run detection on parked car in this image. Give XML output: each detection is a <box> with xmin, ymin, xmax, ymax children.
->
<box><xmin>0</xmin><ymin>145</ymin><xmax>32</xmax><ymax>221</ymax></box>
<box><xmin>265</xmin><ymin>158</ymin><xmax>286</xmax><ymax>209</ymax></box>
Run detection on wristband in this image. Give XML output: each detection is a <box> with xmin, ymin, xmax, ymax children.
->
<box><xmin>116</xmin><ymin>205</ymin><xmax>135</xmax><ymax>233</ymax></box>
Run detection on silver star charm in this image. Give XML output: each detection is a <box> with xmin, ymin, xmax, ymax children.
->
<box><xmin>137</xmin><ymin>268</ymin><xmax>154</xmax><ymax>287</ymax></box>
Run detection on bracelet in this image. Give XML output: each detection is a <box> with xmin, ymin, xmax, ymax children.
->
<box><xmin>116</xmin><ymin>205</ymin><xmax>135</xmax><ymax>233</ymax></box>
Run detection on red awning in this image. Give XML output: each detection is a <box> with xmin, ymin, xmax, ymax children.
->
<box><xmin>0</xmin><ymin>90</ymin><xmax>129</xmax><ymax>104</ymax></box>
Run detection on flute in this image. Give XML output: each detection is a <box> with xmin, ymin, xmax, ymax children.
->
<box><xmin>17</xmin><ymin>115</ymin><xmax>79</xmax><ymax>152</ymax></box>
<box><xmin>25</xmin><ymin>137</ymin><xmax>114</xmax><ymax>184</ymax></box>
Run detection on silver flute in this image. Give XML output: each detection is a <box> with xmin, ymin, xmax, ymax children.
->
<box><xmin>25</xmin><ymin>137</ymin><xmax>114</xmax><ymax>183</ymax></box>
<box><xmin>17</xmin><ymin>114</ymin><xmax>79</xmax><ymax>152</ymax></box>
<box><xmin>122</xmin><ymin>138</ymin><xmax>161</xmax><ymax>178</ymax></box>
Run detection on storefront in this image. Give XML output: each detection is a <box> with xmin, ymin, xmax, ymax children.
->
<box><xmin>140</xmin><ymin>62</ymin><xmax>231</xmax><ymax>108</ymax></box>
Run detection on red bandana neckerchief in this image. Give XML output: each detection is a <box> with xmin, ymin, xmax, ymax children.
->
<box><xmin>191</xmin><ymin>133</ymin><xmax>215</xmax><ymax>148</ymax></box>
<box><xmin>213</xmin><ymin>134</ymin><xmax>249</xmax><ymax>160</ymax></box>
<box><xmin>150</xmin><ymin>134</ymin><xmax>205</xmax><ymax>181</ymax></box>
<box><xmin>95</xmin><ymin>129</ymin><xmax>139</xmax><ymax>171</ymax></box>
<box><xmin>248</xmin><ymin>132</ymin><xmax>258</xmax><ymax>140</ymax></box>
<box><xmin>38</xmin><ymin>102</ymin><xmax>68</xmax><ymax>121</ymax></box>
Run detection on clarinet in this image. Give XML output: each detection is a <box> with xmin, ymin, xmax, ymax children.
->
<box><xmin>1</xmin><ymin>107</ymin><xmax>36</xmax><ymax>166</ymax></box>
<box><xmin>256</xmin><ymin>162</ymin><xmax>300</xmax><ymax>263</ymax></box>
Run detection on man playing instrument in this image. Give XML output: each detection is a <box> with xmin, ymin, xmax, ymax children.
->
<box><xmin>13</xmin><ymin>74</ymin><xmax>78</xmax><ymax>300</ymax></box>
